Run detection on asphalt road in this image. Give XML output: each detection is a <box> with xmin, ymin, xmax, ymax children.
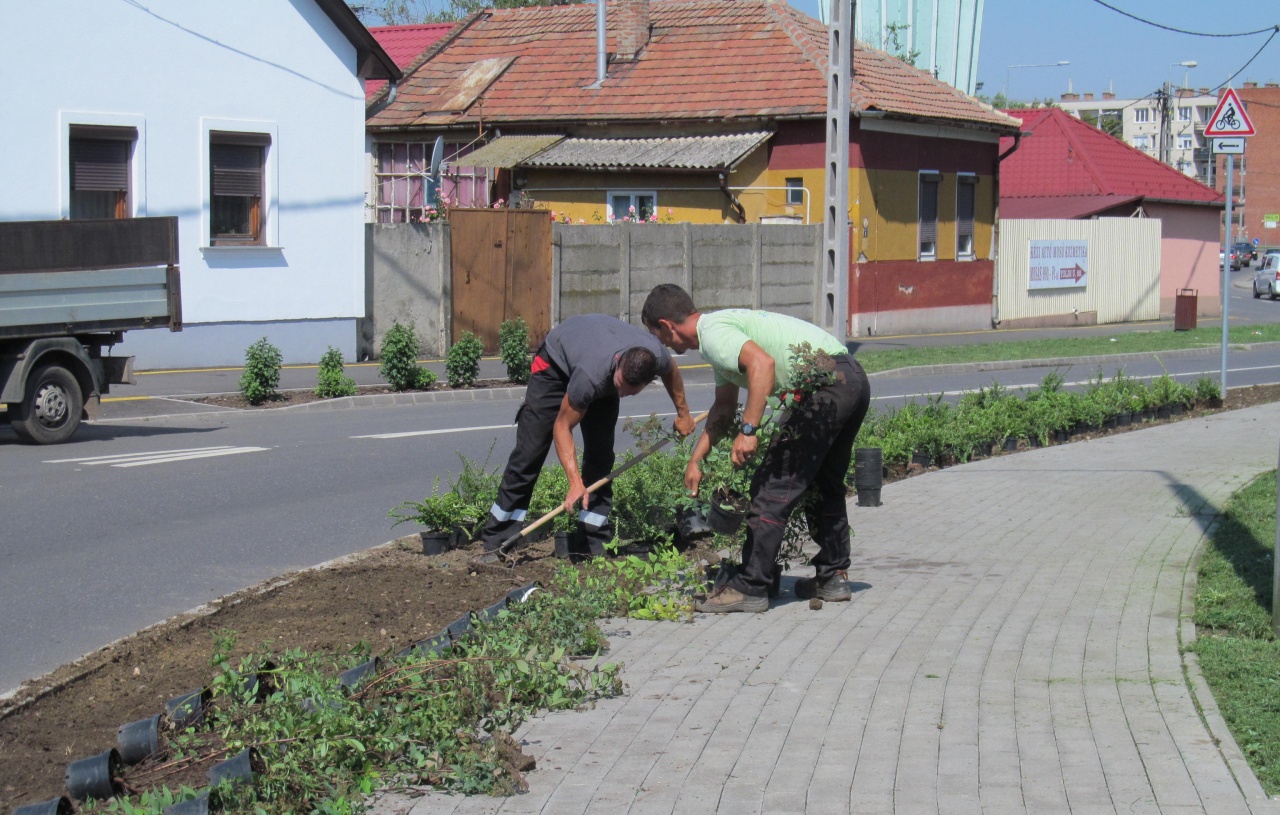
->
<box><xmin>2</xmin><ymin>270</ymin><xmax>1277</xmax><ymax>696</ymax></box>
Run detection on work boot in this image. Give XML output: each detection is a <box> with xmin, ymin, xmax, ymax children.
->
<box><xmin>694</xmin><ymin>585</ymin><xmax>768</xmax><ymax>613</ymax></box>
<box><xmin>795</xmin><ymin>570</ymin><xmax>852</xmax><ymax>602</ymax></box>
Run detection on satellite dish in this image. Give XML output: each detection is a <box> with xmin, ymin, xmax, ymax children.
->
<box><xmin>427</xmin><ymin>136</ymin><xmax>444</xmax><ymax>204</ymax></box>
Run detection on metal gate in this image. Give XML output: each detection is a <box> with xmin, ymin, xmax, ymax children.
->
<box><xmin>449</xmin><ymin>208</ymin><xmax>551</xmax><ymax>352</ymax></box>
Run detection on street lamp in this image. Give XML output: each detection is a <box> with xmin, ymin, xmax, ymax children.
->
<box><xmin>1004</xmin><ymin>61</ymin><xmax>1069</xmax><ymax>102</ymax></box>
<box><xmin>1160</xmin><ymin>61</ymin><xmax>1198</xmax><ymax>166</ymax></box>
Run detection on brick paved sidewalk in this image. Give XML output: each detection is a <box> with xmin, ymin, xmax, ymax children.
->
<box><xmin>373</xmin><ymin>404</ymin><xmax>1280</xmax><ymax>815</ymax></box>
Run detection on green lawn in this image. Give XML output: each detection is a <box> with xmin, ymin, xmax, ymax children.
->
<box><xmin>1192</xmin><ymin>470</ymin><xmax>1280</xmax><ymax>794</ymax></box>
<box><xmin>853</xmin><ymin>323</ymin><xmax>1280</xmax><ymax>374</ymax></box>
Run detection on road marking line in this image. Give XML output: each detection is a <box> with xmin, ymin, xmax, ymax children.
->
<box><xmin>111</xmin><ymin>448</ymin><xmax>269</xmax><ymax>468</ymax></box>
<box><xmin>45</xmin><ymin>446</ymin><xmax>268</xmax><ymax>467</ymax></box>
<box><xmin>46</xmin><ymin>446</ymin><xmax>236</xmax><ymax>463</ymax></box>
<box><xmin>354</xmin><ymin>424</ymin><xmax>513</xmax><ymax>440</ymax></box>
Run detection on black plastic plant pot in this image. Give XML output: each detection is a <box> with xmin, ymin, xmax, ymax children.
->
<box><xmin>338</xmin><ymin>658</ymin><xmax>381</xmax><ymax>692</ymax></box>
<box><xmin>1117</xmin><ymin>412</ymin><xmax>1132</xmax><ymax>426</ymax></box>
<box><xmin>1003</xmin><ymin>436</ymin><xmax>1019</xmax><ymax>452</ymax></box>
<box><xmin>473</xmin><ymin>597</ymin><xmax>508</xmax><ymax>624</ymax></box>
<box><xmin>13</xmin><ymin>796</ymin><xmax>73</xmax><ymax>815</ymax></box>
<box><xmin>65</xmin><ymin>748</ymin><xmax>122</xmax><ymax>801</ymax></box>
<box><xmin>165</xmin><ymin>688</ymin><xmax>211</xmax><ymax>730</ymax></box>
<box><xmin>677</xmin><ymin>506</ymin><xmax>713</xmax><ymax>541</ymax></box>
<box><xmin>117</xmin><ymin>713</ymin><xmax>162</xmax><ymax>765</ymax></box>
<box><xmin>446</xmin><ymin>613</ymin><xmax>472</xmax><ymax>641</ymax></box>
<box><xmin>706</xmin><ymin>503</ymin><xmax>746</xmax><ymax>535</ymax></box>
<box><xmin>553</xmin><ymin>530</ymin><xmax>572</xmax><ymax>559</ymax></box>
<box><xmin>1171</xmin><ymin>403</ymin><xmax>1185</xmax><ymax>416</ymax></box>
<box><xmin>506</xmin><ymin>582</ymin><xmax>539</xmax><ymax>604</ymax></box>
<box><xmin>853</xmin><ymin>449</ymin><xmax>883</xmax><ymax>490</ymax></box>
<box><xmin>236</xmin><ymin>661</ymin><xmax>278</xmax><ymax>703</ymax></box>
<box><xmin>207</xmin><ymin>747</ymin><xmax>257</xmax><ymax>788</ymax></box>
<box><xmin>856</xmin><ymin>488</ymin><xmax>882</xmax><ymax>508</ymax></box>
<box><xmin>420</xmin><ymin>530</ymin><xmax>451</xmax><ymax>556</ymax></box>
<box><xmin>1157</xmin><ymin>406</ymin><xmax>1172</xmax><ymax>420</ymax></box>
<box><xmin>911</xmin><ymin>450</ymin><xmax>931</xmax><ymax>467</ymax></box>
<box><xmin>162</xmin><ymin>789</ymin><xmax>211</xmax><ymax>815</ymax></box>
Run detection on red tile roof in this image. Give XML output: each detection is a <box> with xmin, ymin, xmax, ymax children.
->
<box><xmin>367</xmin><ymin>23</ymin><xmax>457</xmax><ymax>99</ymax></box>
<box><xmin>368</xmin><ymin>0</ymin><xmax>1019</xmax><ymax>131</ymax></box>
<box><xmin>999</xmin><ymin>107</ymin><xmax>1224</xmax><ymax>217</ymax></box>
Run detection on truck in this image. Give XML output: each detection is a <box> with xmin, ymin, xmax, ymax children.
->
<box><xmin>0</xmin><ymin>217</ymin><xmax>182</xmax><ymax>444</ymax></box>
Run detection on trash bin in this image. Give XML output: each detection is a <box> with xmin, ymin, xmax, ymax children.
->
<box><xmin>1174</xmin><ymin>288</ymin><xmax>1197</xmax><ymax>331</ymax></box>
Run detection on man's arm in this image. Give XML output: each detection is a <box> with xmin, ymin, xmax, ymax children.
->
<box><xmin>684</xmin><ymin>383</ymin><xmax>739</xmax><ymax>496</ymax></box>
<box><xmin>659</xmin><ymin>362</ymin><xmax>695</xmax><ymax>437</ymax></box>
<box><xmin>732</xmin><ymin>340</ymin><xmax>775</xmax><ymax>466</ymax></box>
<box><xmin>552</xmin><ymin>396</ymin><xmax>590</xmax><ymax>513</ymax></box>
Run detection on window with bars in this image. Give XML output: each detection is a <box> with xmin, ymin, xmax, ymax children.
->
<box><xmin>69</xmin><ymin>125</ymin><xmax>136</xmax><ymax>220</ymax></box>
<box><xmin>372</xmin><ymin>141</ymin><xmax>488</xmax><ymax>222</ymax></box>
<box><xmin>918</xmin><ymin>172</ymin><xmax>939</xmax><ymax>261</ymax></box>
<box><xmin>956</xmin><ymin>175</ymin><xmax>976</xmax><ymax>260</ymax></box>
<box><xmin>210</xmin><ymin>131</ymin><xmax>269</xmax><ymax>245</ymax></box>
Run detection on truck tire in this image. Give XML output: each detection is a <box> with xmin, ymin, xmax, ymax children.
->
<box><xmin>11</xmin><ymin>364</ymin><xmax>83</xmax><ymax>444</ymax></box>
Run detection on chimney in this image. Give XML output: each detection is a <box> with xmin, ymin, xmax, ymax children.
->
<box><xmin>1243</xmin><ymin>81</ymin><xmax>1258</xmax><ymax>89</ymax></box>
<box><xmin>1083</xmin><ymin>92</ymin><xmax>1094</xmax><ymax>100</ymax></box>
<box><xmin>1267</xmin><ymin>82</ymin><xmax>1280</xmax><ymax>89</ymax></box>
<box><xmin>1198</xmin><ymin>87</ymin><xmax>1209</xmax><ymax>95</ymax></box>
<box><xmin>614</xmin><ymin>0</ymin><xmax>651</xmax><ymax>61</ymax></box>
<box><xmin>1102</xmin><ymin>91</ymin><xmax>1115</xmax><ymax>100</ymax></box>
<box><xmin>1060</xmin><ymin>92</ymin><xmax>1079</xmax><ymax>101</ymax></box>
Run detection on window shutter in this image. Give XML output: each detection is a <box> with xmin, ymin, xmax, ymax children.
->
<box><xmin>211</xmin><ymin>144</ymin><xmax>263</xmax><ymax>197</ymax></box>
<box><xmin>70</xmin><ymin>138</ymin><xmax>129</xmax><ymax>192</ymax></box>
<box><xmin>957</xmin><ymin>182</ymin><xmax>975</xmax><ymax>235</ymax></box>
<box><xmin>919</xmin><ymin>179</ymin><xmax>939</xmax><ymax>243</ymax></box>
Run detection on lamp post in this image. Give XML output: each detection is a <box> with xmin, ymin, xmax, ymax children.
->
<box><xmin>1003</xmin><ymin>61</ymin><xmax>1069</xmax><ymax>103</ymax></box>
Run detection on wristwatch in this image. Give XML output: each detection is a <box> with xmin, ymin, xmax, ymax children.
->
<box><xmin>740</xmin><ymin>422</ymin><xmax>757</xmax><ymax>437</ymax></box>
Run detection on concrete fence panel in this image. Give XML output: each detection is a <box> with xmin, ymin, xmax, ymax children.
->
<box><xmin>362</xmin><ymin>222</ymin><xmax>449</xmax><ymax>359</ymax></box>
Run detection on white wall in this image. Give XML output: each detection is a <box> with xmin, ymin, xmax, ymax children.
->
<box><xmin>0</xmin><ymin>1</ymin><xmax>370</xmax><ymax>367</ymax></box>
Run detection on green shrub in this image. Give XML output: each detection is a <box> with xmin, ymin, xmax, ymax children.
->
<box><xmin>239</xmin><ymin>337</ymin><xmax>283</xmax><ymax>405</ymax></box>
<box><xmin>446</xmin><ymin>331</ymin><xmax>484</xmax><ymax>388</ymax></box>
<box><xmin>1195</xmin><ymin>375</ymin><xmax>1223</xmax><ymax>404</ymax></box>
<box><xmin>500</xmin><ymin>318</ymin><xmax>531</xmax><ymax>384</ymax></box>
<box><xmin>315</xmin><ymin>346</ymin><xmax>357</xmax><ymax>398</ymax></box>
<box><xmin>380</xmin><ymin>321</ymin><xmax>436</xmax><ymax>391</ymax></box>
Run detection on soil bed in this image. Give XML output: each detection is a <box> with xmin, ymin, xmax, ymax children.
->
<box><xmin>188</xmin><ymin>379</ymin><xmax>518</xmax><ymax>410</ymax></box>
<box><xmin>3</xmin><ymin>383</ymin><xmax>1278</xmax><ymax>808</ymax></box>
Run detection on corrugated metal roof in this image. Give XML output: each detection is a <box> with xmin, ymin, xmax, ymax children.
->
<box><xmin>462</xmin><ymin>135</ymin><xmax>565</xmax><ymax>168</ymax></box>
<box><xmin>522</xmin><ymin>132</ymin><xmax>772</xmax><ymax>170</ymax></box>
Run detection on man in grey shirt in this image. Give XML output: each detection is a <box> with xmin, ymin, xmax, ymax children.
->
<box><xmin>480</xmin><ymin>314</ymin><xmax>695</xmax><ymax>557</ymax></box>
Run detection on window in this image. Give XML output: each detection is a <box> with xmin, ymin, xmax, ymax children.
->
<box><xmin>956</xmin><ymin>175</ymin><xmax>976</xmax><ymax>260</ymax></box>
<box><xmin>373</xmin><ymin>141</ymin><xmax>489</xmax><ymax>222</ymax></box>
<box><xmin>1179</xmin><ymin>136</ymin><xmax>1193</xmax><ymax>150</ymax></box>
<box><xmin>69</xmin><ymin>125</ymin><xmax>136</xmax><ymax>220</ymax></box>
<box><xmin>785</xmin><ymin>177</ymin><xmax>804</xmax><ymax>206</ymax></box>
<box><xmin>607</xmin><ymin>191</ymin><xmax>656</xmax><ymax>222</ymax></box>
<box><xmin>1134</xmin><ymin>135</ymin><xmax>1151</xmax><ymax>150</ymax></box>
<box><xmin>1134</xmin><ymin>107</ymin><xmax>1150</xmax><ymax>124</ymax></box>
<box><xmin>1178</xmin><ymin>106</ymin><xmax>1192</xmax><ymax>122</ymax></box>
<box><xmin>918</xmin><ymin>172</ymin><xmax>939</xmax><ymax>260</ymax></box>
<box><xmin>210</xmin><ymin>131</ymin><xmax>269</xmax><ymax>245</ymax></box>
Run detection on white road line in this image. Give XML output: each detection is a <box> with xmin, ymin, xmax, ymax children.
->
<box><xmin>45</xmin><ymin>446</ymin><xmax>269</xmax><ymax>467</ymax></box>
<box><xmin>45</xmin><ymin>446</ymin><xmax>235</xmax><ymax>464</ymax></box>
<box><xmin>353</xmin><ymin>423</ymin><xmax>513</xmax><ymax>440</ymax></box>
<box><xmin>112</xmin><ymin>448</ymin><xmax>269</xmax><ymax>468</ymax></box>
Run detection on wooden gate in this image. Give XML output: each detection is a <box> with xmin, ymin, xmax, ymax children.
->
<box><xmin>449</xmin><ymin>208</ymin><xmax>551</xmax><ymax>352</ymax></box>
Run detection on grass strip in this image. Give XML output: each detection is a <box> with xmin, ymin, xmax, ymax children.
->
<box><xmin>1191</xmin><ymin>469</ymin><xmax>1280</xmax><ymax>794</ymax></box>
<box><xmin>853</xmin><ymin>323</ymin><xmax>1280</xmax><ymax>374</ymax></box>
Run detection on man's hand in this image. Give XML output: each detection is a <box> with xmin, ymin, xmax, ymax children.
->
<box><xmin>684</xmin><ymin>460</ymin><xmax>703</xmax><ymax>497</ymax></box>
<box><xmin>563</xmin><ymin>482</ymin><xmax>591</xmax><ymax>514</ymax></box>
<box><xmin>731</xmin><ymin>433</ymin><xmax>758</xmax><ymax>466</ymax></box>
<box><xmin>673</xmin><ymin>412</ymin><xmax>696</xmax><ymax>438</ymax></box>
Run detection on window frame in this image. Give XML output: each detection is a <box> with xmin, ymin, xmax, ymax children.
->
<box><xmin>371</xmin><ymin>140</ymin><xmax>490</xmax><ymax>222</ymax></box>
<box><xmin>1178</xmin><ymin>106</ymin><xmax>1192</xmax><ymax>122</ymax></box>
<box><xmin>785</xmin><ymin>177</ymin><xmax>805</xmax><ymax>206</ymax></box>
<box><xmin>201</xmin><ymin>118</ymin><xmax>278</xmax><ymax>249</ymax></box>
<box><xmin>606</xmin><ymin>190</ymin><xmax>657</xmax><ymax>222</ymax></box>
<box><xmin>60</xmin><ymin>113</ymin><xmax>146</xmax><ymax>220</ymax></box>
<box><xmin>69</xmin><ymin>125</ymin><xmax>137</xmax><ymax>220</ymax></box>
<box><xmin>955</xmin><ymin>174</ymin><xmax>977</xmax><ymax>261</ymax></box>
<box><xmin>918</xmin><ymin>171</ymin><xmax>940</xmax><ymax>261</ymax></box>
<box><xmin>1134</xmin><ymin>107</ymin><xmax>1151</xmax><ymax>124</ymax></box>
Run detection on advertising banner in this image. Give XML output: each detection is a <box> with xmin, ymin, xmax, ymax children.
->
<box><xmin>1028</xmin><ymin>239</ymin><xmax>1088</xmax><ymax>290</ymax></box>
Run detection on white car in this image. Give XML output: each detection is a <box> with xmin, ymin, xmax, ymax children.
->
<box><xmin>1254</xmin><ymin>253</ymin><xmax>1280</xmax><ymax>299</ymax></box>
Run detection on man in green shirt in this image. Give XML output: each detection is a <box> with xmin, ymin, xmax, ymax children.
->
<box><xmin>641</xmin><ymin>284</ymin><xmax>871</xmax><ymax>612</ymax></box>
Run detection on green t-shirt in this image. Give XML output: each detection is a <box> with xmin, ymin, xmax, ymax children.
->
<box><xmin>696</xmin><ymin>309</ymin><xmax>847</xmax><ymax>391</ymax></box>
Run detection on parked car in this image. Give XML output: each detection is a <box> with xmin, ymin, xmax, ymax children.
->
<box><xmin>1220</xmin><ymin>248</ymin><xmax>1241</xmax><ymax>271</ymax></box>
<box><xmin>1232</xmin><ymin>242</ymin><xmax>1254</xmax><ymax>267</ymax></box>
<box><xmin>1255</xmin><ymin>253</ymin><xmax>1280</xmax><ymax>299</ymax></box>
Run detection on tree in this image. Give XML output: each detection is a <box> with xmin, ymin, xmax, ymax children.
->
<box><xmin>350</xmin><ymin>0</ymin><xmax>577</xmax><ymax>25</ymax></box>
<box><xmin>883</xmin><ymin>22</ymin><xmax>920</xmax><ymax>68</ymax></box>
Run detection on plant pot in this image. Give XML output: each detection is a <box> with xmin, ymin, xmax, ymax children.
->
<box><xmin>338</xmin><ymin>658</ymin><xmax>381</xmax><ymax>692</ymax></box>
<box><xmin>162</xmin><ymin>790</ymin><xmax>211</xmax><ymax>815</ymax></box>
<box><xmin>1116</xmin><ymin>411</ymin><xmax>1132</xmax><ymax>427</ymax></box>
<box><xmin>165</xmin><ymin>688</ymin><xmax>211</xmax><ymax>731</ymax></box>
<box><xmin>853</xmin><ymin>448</ymin><xmax>884</xmax><ymax>490</ymax></box>
<box><xmin>553</xmin><ymin>530</ymin><xmax>573</xmax><ymax>559</ymax></box>
<box><xmin>911</xmin><ymin>450</ymin><xmax>931</xmax><ymax>468</ymax></box>
<box><xmin>1003</xmin><ymin>436</ymin><xmax>1020</xmax><ymax>452</ymax></box>
<box><xmin>706</xmin><ymin>502</ymin><xmax>747</xmax><ymax>534</ymax></box>
<box><xmin>1156</xmin><ymin>406</ymin><xmax>1172</xmax><ymax>420</ymax></box>
<box><xmin>65</xmin><ymin>748</ymin><xmax>122</xmax><ymax>801</ymax></box>
<box><xmin>676</xmin><ymin>506</ymin><xmax>714</xmax><ymax>542</ymax></box>
<box><xmin>117</xmin><ymin>714</ymin><xmax>162</xmax><ymax>765</ymax></box>
<box><xmin>207</xmin><ymin>747</ymin><xmax>256</xmax><ymax>788</ymax></box>
<box><xmin>420</xmin><ymin>530</ymin><xmax>451</xmax><ymax>556</ymax></box>
<box><xmin>1206</xmin><ymin>397</ymin><xmax>1224</xmax><ymax>409</ymax></box>
<box><xmin>856</xmin><ymin>488</ymin><xmax>881</xmax><ymax>507</ymax></box>
<box><xmin>1053</xmin><ymin>429</ymin><xmax>1069</xmax><ymax>443</ymax></box>
<box><xmin>13</xmin><ymin>797</ymin><xmax>72</xmax><ymax>815</ymax></box>
<box><xmin>1170</xmin><ymin>403</ymin><xmax>1184</xmax><ymax>416</ymax></box>
<box><xmin>1101</xmin><ymin>417</ymin><xmax>1116</xmax><ymax>431</ymax></box>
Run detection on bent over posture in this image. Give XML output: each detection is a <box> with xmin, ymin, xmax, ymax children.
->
<box><xmin>480</xmin><ymin>314</ymin><xmax>694</xmax><ymax>557</ymax></box>
<box><xmin>641</xmin><ymin>284</ymin><xmax>871</xmax><ymax>612</ymax></box>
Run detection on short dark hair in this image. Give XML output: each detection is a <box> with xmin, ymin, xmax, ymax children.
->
<box><xmin>641</xmin><ymin>283</ymin><xmax>696</xmax><ymax>329</ymax></box>
<box><xmin>618</xmin><ymin>347</ymin><xmax>659</xmax><ymax>386</ymax></box>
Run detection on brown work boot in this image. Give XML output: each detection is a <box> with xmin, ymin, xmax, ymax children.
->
<box><xmin>695</xmin><ymin>585</ymin><xmax>769</xmax><ymax>613</ymax></box>
<box><xmin>795</xmin><ymin>571</ymin><xmax>852</xmax><ymax>602</ymax></box>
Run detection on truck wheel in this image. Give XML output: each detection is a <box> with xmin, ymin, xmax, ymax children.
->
<box><xmin>11</xmin><ymin>364</ymin><xmax>83</xmax><ymax>444</ymax></box>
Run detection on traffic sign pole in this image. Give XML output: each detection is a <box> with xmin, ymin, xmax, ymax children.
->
<box><xmin>1222</xmin><ymin>153</ymin><xmax>1232</xmax><ymax>397</ymax></box>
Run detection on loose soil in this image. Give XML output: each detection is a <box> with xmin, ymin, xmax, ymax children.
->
<box><xmin>189</xmin><ymin>380</ymin><xmax>516</xmax><ymax>410</ymax></box>
<box><xmin>4</xmin><ymin>383</ymin><xmax>1279</xmax><ymax>809</ymax></box>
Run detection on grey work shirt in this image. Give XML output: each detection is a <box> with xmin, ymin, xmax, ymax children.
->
<box><xmin>543</xmin><ymin>314</ymin><xmax>672</xmax><ymax>410</ymax></box>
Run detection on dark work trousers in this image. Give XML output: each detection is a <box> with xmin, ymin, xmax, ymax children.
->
<box><xmin>728</xmin><ymin>355</ymin><xmax>872</xmax><ymax>597</ymax></box>
<box><xmin>480</xmin><ymin>353</ymin><xmax>620</xmax><ymax>555</ymax></box>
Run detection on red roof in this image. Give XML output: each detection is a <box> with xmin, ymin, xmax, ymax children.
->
<box><xmin>366</xmin><ymin>23</ymin><xmax>456</xmax><ymax>99</ymax></box>
<box><xmin>368</xmin><ymin>0</ymin><xmax>1019</xmax><ymax>130</ymax></box>
<box><xmin>999</xmin><ymin>107</ymin><xmax>1223</xmax><ymax>218</ymax></box>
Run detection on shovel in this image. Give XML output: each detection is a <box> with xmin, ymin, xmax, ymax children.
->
<box><xmin>469</xmin><ymin>411</ymin><xmax>709</xmax><ymax>568</ymax></box>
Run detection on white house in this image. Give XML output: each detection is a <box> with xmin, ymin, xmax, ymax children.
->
<box><xmin>1</xmin><ymin>0</ymin><xmax>398</xmax><ymax>368</ymax></box>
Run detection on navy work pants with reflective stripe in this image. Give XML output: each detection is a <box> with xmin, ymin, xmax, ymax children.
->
<box><xmin>481</xmin><ymin>353</ymin><xmax>618</xmax><ymax>554</ymax></box>
<box><xmin>728</xmin><ymin>355</ymin><xmax>872</xmax><ymax>597</ymax></box>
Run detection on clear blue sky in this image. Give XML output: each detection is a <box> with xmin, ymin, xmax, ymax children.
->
<box><xmin>785</xmin><ymin>0</ymin><xmax>1280</xmax><ymax>103</ymax></box>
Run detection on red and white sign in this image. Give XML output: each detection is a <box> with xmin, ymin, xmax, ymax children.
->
<box><xmin>1204</xmin><ymin>88</ymin><xmax>1256</xmax><ymax>137</ymax></box>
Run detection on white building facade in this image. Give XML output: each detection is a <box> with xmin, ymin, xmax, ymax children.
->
<box><xmin>0</xmin><ymin>0</ymin><xmax>396</xmax><ymax>368</ymax></box>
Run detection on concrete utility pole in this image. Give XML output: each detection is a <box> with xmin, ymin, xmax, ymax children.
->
<box><xmin>1159</xmin><ymin>82</ymin><xmax>1173</xmax><ymax>166</ymax></box>
<box><xmin>822</xmin><ymin>0</ymin><xmax>853</xmax><ymax>342</ymax></box>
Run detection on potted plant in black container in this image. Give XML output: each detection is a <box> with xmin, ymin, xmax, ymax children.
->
<box><xmin>389</xmin><ymin>477</ymin><xmax>482</xmax><ymax>555</ymax></box>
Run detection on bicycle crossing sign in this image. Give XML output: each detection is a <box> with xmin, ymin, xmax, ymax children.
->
<box><xmin>1204</xmin><ymin>88</ymin><xmax>1256</xmax><ymax>137</ymax></box>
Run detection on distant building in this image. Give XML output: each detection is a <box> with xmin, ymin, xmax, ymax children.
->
<box><xmin>854</xmin><ymin>0</ymin><xmax>983</xmax><ymax>95</ymax></box>
<box><xmin>1223</xmin><ymin>83</ymin><xmax>1280</xmax><ymax>245</ymax></box>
